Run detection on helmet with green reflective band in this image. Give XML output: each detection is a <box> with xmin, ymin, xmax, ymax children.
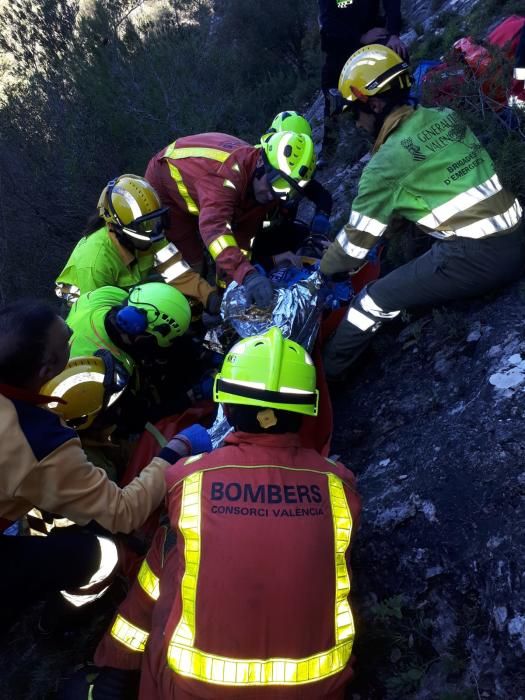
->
<box><xmin>127</xmin><ymin>282</ymin><xmax>191</xmax><ymax>348</ymax></box>
<box><xmin>268</xmin><ymin>111</ymin><xmax>312</xmax><ymax>139</ymax></box>
<box><xmin>213</xmin><ymin>327</ymin><xmax>319</xmax><ymax>416</ymax></box>
<box><xmin>338</xmin><ymin>44</ymin><xmax>412</xmax><ymax>103</ymax></box>
<box><xmin>260</xmin><ymin>131</ymin><xmax>316</xmax><ymax>200</ymax></box>
<box><xmin>97</xmin><ymin>174</ymin><xmax>169</xmax><ymax>251</ymax></box>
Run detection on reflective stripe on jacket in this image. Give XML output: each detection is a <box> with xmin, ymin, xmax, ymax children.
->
<box><xmin>56</xmin><ymin>226</ymin><xmax>212</xmax><ymax>306</ymax></box>
<box><xmin>95</xmin><ymin>525</ymin><xmax>172</xmax><ymax>669</ymax></box>
<box><xmin>145</xmin><ymin>133</ymin><xmax>276</xmax><ymax>284</ymax></box>
<box><xmin>96</xmin><ymin>431</ymin><xmax>361</xmax><ymax>698</ymax></box>
<box><xmin>321</xmin><ymin>106</ymin><xmax>523</xmax><ymax>276</ymax></box>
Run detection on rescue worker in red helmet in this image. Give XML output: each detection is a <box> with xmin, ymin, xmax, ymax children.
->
<box><xmin>145</xmin><ymin>131</ymin><xmax>316</xmax><ymax>309</ymax></box>
<box><xmin>92</xmin><ymin>327</ymin><xmax>361</xmax><ymax>699</ymax></box>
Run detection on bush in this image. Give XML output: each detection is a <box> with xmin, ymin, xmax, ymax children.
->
<box><xmin>0</xmin><ymin>0</ymin><xmax>320</xmax><ymax>301</ymax></box>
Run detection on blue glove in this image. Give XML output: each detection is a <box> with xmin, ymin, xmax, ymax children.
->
<box><xmin>310</xmin><ymin>213</ymin><xmax>330</xmax><ymax>236</ymax></box>
<box><xmin>366</xmin><ymin>245</ymin><xmax>380</xmax><ymax>262</ymax></box>
<box><xmin>175</xmin><ymin>424</ymin><xmax>213</xmax><ymax>454</ymax></box>
<box><xmin>242</xmin><ymin>271</ymin><xmax>274</xmax><ymax>308</ymax></box>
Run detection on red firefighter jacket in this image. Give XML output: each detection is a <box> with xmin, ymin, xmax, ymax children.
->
<box><xmin>95</xmin><ymin>431</ymin><xmax>361</xmax><ymax>699</ymax></box>
<box><xmin>145</xmin><ymin>133</ymin><xmax>277</xmax><ymax>285</ymax></box>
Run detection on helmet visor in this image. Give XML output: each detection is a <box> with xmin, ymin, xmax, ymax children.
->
<box><xmin>121</xmin><ymin>208</ymin><xmax>169</xmax><ymax>243</ymax></box>
<box><xmin>263</xmin><ymin>159</ymin><xmax>308</xmax><ymax>202</ymax></box>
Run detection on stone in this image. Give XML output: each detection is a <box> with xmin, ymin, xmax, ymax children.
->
<box><xmin>489</xmin><ymin>369</ymin><xmax>525</xmax><ymax>390</ymax></box>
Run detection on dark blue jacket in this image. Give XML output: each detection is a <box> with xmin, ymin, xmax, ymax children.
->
<box><xmin>318</xmin><ymin>0</ymin><xmax>402</xmax><ymax>44</ymax></box>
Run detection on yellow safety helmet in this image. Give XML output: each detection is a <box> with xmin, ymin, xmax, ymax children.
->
<box><xmin>42</xmin><ymin>355</ymin><xmax>127</xmax><ymax>430</ymax></box>
<box><xmin>97</xmin><ymin>174</ymin><xmax>168</xmax><ymax>250</ymax></box>
<box><xmin>214</xmin><ymin>327</ymin><xmax>319</xmax><ymax>416</ymax></box>
<box><xmin>338</xmin><ymin>44</ymin><xmax>412</xmax><ymax>103</ymax></box>
<box><xmin>260</xmin><ymin>131</ymin><xmax>316</xmax><ymax>200</ymax></box>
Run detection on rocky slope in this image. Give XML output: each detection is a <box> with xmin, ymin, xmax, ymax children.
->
<box><xmin>301</xmin><ymin>0</ymin><xmax>525</xmax><ymax>695</ymax></box>
<box><xmin>331</xmin><ymin>285</ymin><xmax>525</xmax><ymax>699</ymax></box>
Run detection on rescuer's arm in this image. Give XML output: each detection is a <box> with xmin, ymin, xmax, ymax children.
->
<box><xmin>152</xmin><ymin>241</ymin><xmax>214</xmax><ymax>306</ymax></box>
<box><xmin>320</xmin><ymin>166</ymin><xmax>392</xmax><ymax>276</ymax></box>
<box><xmin>14</xmin><ymin>436</ymin><xmax>195</xmax><ymax>534</ymax></box>
<box><xmin>196</xmin><ymin>175</ymin><xmax>255</xmax><ymax>284</ymax></box>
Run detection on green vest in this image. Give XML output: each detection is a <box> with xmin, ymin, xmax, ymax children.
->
<box><xmin>354</xmin><ymin>106</ymin><xmax>502</xmax><ymax>230</ymax></box>
<box><xmin>56</xmin><ymin>226</ymin><xmax>166</xmax><ymax>295</ymax></box>
<box><xmin>66</xmin><ymin>286</ymin><xmax>135</xmax><ymax>377</ymax></box>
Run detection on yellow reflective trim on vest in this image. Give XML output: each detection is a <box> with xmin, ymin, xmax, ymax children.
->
<box><xmin>172</xmin><ymin>471</ymin><xmax>202</xmax><ymax>646</ymax></box>
<box><xmin>137</xmin><ymin>559</ymin><xmax>160</xmax><ymax>601</ymax></box>
<box><xmin>168</xmin><ymin>641</ymin><xmax>353</xmax><ymax>686</ymax></box>
<box><xmin>208</xmin><ymin>234</ymin><xmax>239</xmax><ymax>260</ymax></box>
<box><xmin>167</xmin><ymin>470</ymin><xmax>355</xmax><ymax>686</ymax></box>
<box><xmin>167</xmin><ymin>162</ymin><xmax>199</xmax><ymax>215</ymax></box>
<box><xmin>164</xmin><ymin>143</ymin><xmax>230</xmax><ymax>163</ymax></box>
<box><xmin>328</xmin><ymin>473</ymin><xmax>354</xmax><ymax>644</ymax></box>
<box><xmin>111</xmin><ymin>613</ymin><xmax>149</xmax><ymax>652</ymax></box>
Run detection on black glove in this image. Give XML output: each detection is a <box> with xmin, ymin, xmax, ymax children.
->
<box><xmin>205</xmin><ymin>290</ymin><xmax>221</xmax><ymax>315</ymax></box>
<box><xmin>92</xmin><ymin>667</ymin><xmax>140</xmax><ymax>700</ymax></box>
<box><xmin>202</xmin><ymin>311</ymin><xmax>222</xmax><ymax>328</ymax></box>
<box><xmin>242</xmin><ymin>271</ymin><xmax>274</xmax><ymax>309</ymax></box>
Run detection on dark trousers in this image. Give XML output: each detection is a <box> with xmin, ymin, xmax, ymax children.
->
<box><xmin>321</xmin><ymin>34</ymin><xmax>362</xmax><ymax>99</ymax></box>
<box><xmin>0</xmin><ymin>531</ymin><xmax>100</xmax><ymax>633</ymax></box>
<box><xmin>323</xmin><ymin>227</ymin><xmax>525</xmax><ymax>380</ymax></box>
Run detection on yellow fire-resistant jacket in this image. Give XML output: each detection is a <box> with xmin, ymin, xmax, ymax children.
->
<box><xmin>0</xmin><ymin>387</ymin><xmax>174</xmax><ymax>534</ymax></box>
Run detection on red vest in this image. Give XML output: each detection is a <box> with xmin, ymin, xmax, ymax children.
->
<box><xmin>144</xmin><ymin>431</ymin><xmax>360</xmax><ymax>699</ymax></box>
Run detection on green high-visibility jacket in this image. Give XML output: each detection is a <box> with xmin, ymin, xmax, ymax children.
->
<box><xmin>66</xmin><ymin>286</ymin><xmax>135</xmax><ymax>378</ymax></box>
<box><xmin>57</xmin><ymin>226</ymin><xmax>165</xmax><ymax>294</ymax></box>
<box><xmin>56</xmin><ymin>226</ymin><xmax>212</xmax><ymax>305</ymax></box>
<box><xmin>321</xmin><ymin>106</ymin><xmax>522</xmax><ymax>275</ymax></box>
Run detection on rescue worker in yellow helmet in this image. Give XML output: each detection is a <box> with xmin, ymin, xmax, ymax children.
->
<box><xmin>55</xmin><ymin>174</ymin><xmax>219</xmax><ymax>314</ymax></box>
<box><xmin>145</xmin><ymin>131</ymin><xmax>316</xmax><ymax>309</ymax></box>
<box><xmin>0</xmin><ymin>299</ymin><xmax>211</xmax><ymax>631</ymax></box>
<box><xmin>91</xmin><ymin>327</ymin><xmax>361</xmax><ymax>699</ymax></box>
<box><xmin>42</xmin><ymin>355</ymin><xmax>127</xmax><ymax>433</ymax></box>
<box><xmin>321</xmin><ymin>45</ymin><xmax>525</xmax><ymax>380</ymax></box>
<box><xmin>260</xmin><ymin>111</ymin><xmax>333</xmax><ymax>258</ymax></box>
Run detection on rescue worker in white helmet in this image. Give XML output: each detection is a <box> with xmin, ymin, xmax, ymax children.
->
<box><xmin>55</xmin><ymin>174</ymin><xmax>219</xmax><ymax>314</ymax></box>
<box><xmin>320</xmin><ymin>45</ymin><xmax>525</xmax><ymax>381</ymax></box>
<box><xmin>145</xmin><ymin>130</ymin><xmax>317</xmax><ymax>309</ymax></box>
